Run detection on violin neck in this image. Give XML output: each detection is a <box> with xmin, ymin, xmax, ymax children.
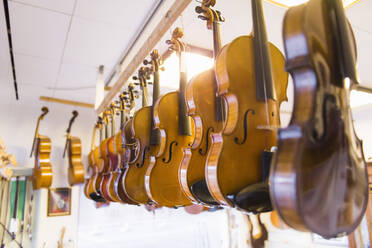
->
<box><xmin>252</xmin><ymin>0</ymin><xmax>276</xmax><ymax>101</ymax></box>
<box><xmin>111</xmin><ymin>114</ymin><xmax>115</xmax><ymax>137</ymax></box>
<box><xmin>212</xmin><ymin>19</ymin><xmax>226</xmax><ymax>122</ymax></box>
<box><xmin>329</xmin><ymin>0</ymin><xmax>357</xmax><ymax>84</ymax></box>
<box><xmin>142</xmin><ymin>83</ymin><xmax>149</xmax><ymax>107</ymax></box>
<box><xmin>212</xmin><ymin>21</ymin><xmax>222</xmax><ymax>59</ymax></box>
<box><xmin>30</xmin><ymin>116</ymin><xmax>42</xmax><ymax>157</ymax></box>
<box><xmin>178</xmin><ymin>51</ymin><xmax>192</xmax><ymax>136</ymax></box>
<box><xmin>150</xmin><ymin>68</ymin><xmax>160</xmax><ymax>145</ymax></box>
<box><xmin>90</xmin><ymin>126</ymin><xmax>97</xmax><ymax>151</ymax></box>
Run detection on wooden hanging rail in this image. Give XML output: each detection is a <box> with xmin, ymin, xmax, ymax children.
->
<box><xmin>96</xmin><ymin>0</ymin><xmax>192</xmax><ymax>114</ymax></box>
<box><xmin>40</xmin><ymin>96</ymin><xmax>94</xmax><ymax>108</ymax></box>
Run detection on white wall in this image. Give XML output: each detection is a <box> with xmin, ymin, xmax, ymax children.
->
<box><xmin>0</xmin><ymin>87</ymin><xmax>96</xmax><ymax>248</ymax></box>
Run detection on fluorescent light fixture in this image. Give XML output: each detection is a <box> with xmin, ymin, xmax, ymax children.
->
<box><xmin>160</xmin><ymin>52</ymin><xmax>214</xmax><ymax>90</ymax></box>
<box><xmin>266</xmin><ymin>0</ymin><xmax>360</xmax><ymax>8</ymax></box>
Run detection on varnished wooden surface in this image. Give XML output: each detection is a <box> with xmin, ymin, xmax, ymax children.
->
<box><xmin>33</xmin><ymin>136</ymin><xmax>53</xmax><ymax>189</ymax></box>
<box><xmin>207</xmin><ymin>36</ymin><xmax>288</xmax><ymax>206</ymax></box>
<box><xmin>67</xmin><ymin>136</ymin><xmax>85</xmax><ymax>185</ymax></box>
<box><xmin>145</xmin><ymin>92</ymin><xmax>194</xmax><ymax>207</ymax></box>
<box><xmin>269</xmin><ymin>0</ymin><xmax>368</xmax><ymax>238</ymax></box>
<box><xmin>180</xmin><ymin>69</ymin><xmax>224</xmax><ymax>203</ymax></box>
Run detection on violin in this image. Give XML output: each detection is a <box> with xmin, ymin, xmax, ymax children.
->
<box><xmin>205</xmin><ymin>0</ymin><xmax>288</xmax><ymax>208</ymax></box>
<box><xmin>30</xmin><ymin>107</ymin><xmax>52</xmax><ymax>189</ymax></box>
<box><xmin>269</xmin><ymin>0</ymin><xmax>368</xmax><ymax>238</ymax></box>
<box><xmin>84</xmin><ymin>121</ymin><xmax>100</xmax><ymax>200</ymax></box>
<box><xmin>63</xmin><ymin>110</ymin><xmax>84</xmax><ymax>186</ymax></box>
<box><xmin>122</xmin><ymin>54</ymin><xmax>161</xmax><ymax>204</ymax></box>
<box><xmin>99</xmin><ymin>108</ymin><xmax>117</xmax><ymax>201</ymax></box>
<box><xmin>179</xmin><ymin>0</ymin><xmax>225</xmax><ymax>205</ymax></box>
<box><xmin>144</xmin><ymin>28</ymin><xmax>194</xmax><ymax>207</ymax></box>
<box><xmin>113</xmin><ymin>85</ymin><xmax>139</xmax><ymax>204</ymax></box>
<box><xmin>84</xmin><ymin>118</ymin><xmax>106</xmax><ymax>202</ymax></box>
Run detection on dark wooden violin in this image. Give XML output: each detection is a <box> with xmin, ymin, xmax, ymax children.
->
<box><xmin>179</xmin><ymin>0</ymin><xmax>225</xmax><ymax>205</ymax></box>
<box><xmin>269</xmin><ymin>0</ymin><xmax>368</xmax><ymax>238</ymax></box>
<box><xmin>30</xmin><ymin>107</ymin><xmax>53</xmax><ymax>189</ymax></box>
<box><xmin>205</xmin><ymin>0</ymin><xmax>288</xmax><ymax>208</ymax></box>
<box><xmin>63</xmin><ymin>110</ymin><xmax>84</xmax><ymax>186</ymax></box>
<box><xmin>144</xmin><ymin>28</ymin><xmax>194</xmax><ymax>207</ymax></box>
<box><xmin>113</xmin><ymin>84</ymin><xmax>139</xmax><ymax>205</ymax></box>
<box><xmin>123</xmin><ymin>53</ymin><xmax>162</xmax><ymax>204</ymax></box>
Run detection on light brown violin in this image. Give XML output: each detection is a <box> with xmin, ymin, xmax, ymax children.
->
<box><xmin>180</xmin><ymin>0</ymin><xmax>225</xmax><ymax>205</ymax></box>
<box><xmin>63</xmin><ymin>110</ymin><xmax>84</xmax><ymax>186</ymax></box>
<box><xmin>83</xmin><ymin>121</ymin><xmax>102</xmax><ymax>200</ymax></box>
<box><xmin>30</xmin><ymin>107</ymin><xmax>53</xmax><ymax>189</ymax></box>
<box><xmin>269</xmin><ymin>0</ymin><xmax>368</xmax><ymax>238</ymax></box>
<box><xmin>145</xmin><ymin>28</ymin><xmax>194</xmax><ymax>207</ymax></box>
<box><xmin>205</xmin><ymin>0</ymin><xmax>288</xmax><ymax>209</ymax></box>
<box><xmin>86</xmin><ymin>117</ymin><xmax>106</xmax><ymax>202</ymax></box>
<box><xmin>99</xmin><ymin>108</ymin><xmax>117</xmax><ymax>201</ymax></box>
<box><xmin>122</xmin><ymin>52</ymin><xmax>163</xmax><ymax>204</ymax></box>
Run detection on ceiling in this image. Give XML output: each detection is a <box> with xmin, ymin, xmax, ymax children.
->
<box><xmin>0</xmin><ymin>0</ymin><xmax>372</xmax><ymax>108</ymax></box>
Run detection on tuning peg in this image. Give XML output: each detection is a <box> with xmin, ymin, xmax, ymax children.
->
<box><xmin>165</xmin><ymin>40</ymin><xmax>172</xmax><ymax>45</ymax></box>
<box><xmin>143</xmin><ymin>59</ymin><xmax>150</xmax><ymax>65</ymax></box>
<box><xmin>198</xmin><ymin>15</ymin><xmax>209</xmax><ymax>21</ymax></box>
<box><xmin>134</xmin><ymin>90</ymin><xmax>139</xmax><ymax>94</ymax></box>
<box><xmin>148</xmin><ymin>82</ymin><xmax>153</xmax><ymax>85</ymax></box>
<box><xmin>123</xmin><ymin>92</ymin><xmax>129</xmax><ymax>95</ymax></box>
<box><xmin>132</xmin><ymin>76</ymin><xmax>138</xmax><ymax>80</ymax></box>
<box><xmin>160</xmin><ymin>67</ymin><xmax>165</xmax><ymax>71</ymax></box>
<box><xmin>195</xmin><ymin>6</ymin><xmax>206</xmax><ymax>14</ymax></box>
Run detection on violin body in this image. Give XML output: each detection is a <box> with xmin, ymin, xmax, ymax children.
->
<box><xmin>114</xmin><ymin>119</ymin><xmax>140</xmax><ymax>205</ymax></box>
<box><xmin>206</xmin><ymin>36</ymin><xmax>288</xmax><ymax>206</ymax></box>
<box><xmin>180</xmin><ymin>69</ymin><xmax>224</xmax><ymax>203</ymax></box>
<box><xmin>122</xmin><ymin>107</ymin><xmax>161</xmax><ymax>204</ymax></box>
<box><xmin>101</xmin><ymin>135</ymin><xmax>121</xmax><ymax>202</ymax></box>
<box><xmin>33</xmin><ymin>135</ymin><xmax>53</xmax><ymax>189</ymax></box>
<box><xmin>85</xmin><ymin>147</ymin><xmax>105</xmax><ymax>201</ymax></box>
<box><xmin>67</xmin><ymin>137</ymin><xmax>85</xmax><ymax>186</ymax></box>
<box><xmin>97</xmin><ymin>135</ymin><xmax>112</xmax><ymax>201</ymax></box>
<box><xmin>145</xmin><ymin>92</ymin><xmax>194</xmax><ymax>207</ymax></box>
<box><xmin>269</xmin><ymin>0</ymin><xmax>368</xmax><ymax>238</ymax></box>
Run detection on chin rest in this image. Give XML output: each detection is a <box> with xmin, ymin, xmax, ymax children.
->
<box><xmin>227</xmin><ymin>182</ymin><xmax>272</xmax><ymax>214</ymax></box>
<box><xmin>89</xmin><ymin>192</ymin><xmax>106</xmax><ymax>203</ymax></box>
<box><xmin>191</xmin><ymin>180</ymin><xmax>219</xmax><ymax>206</ymax></box>
<box><xmin>227</xmin><ymin>150</ymin><xmax>274</xmax><ymax>213</ymax></box>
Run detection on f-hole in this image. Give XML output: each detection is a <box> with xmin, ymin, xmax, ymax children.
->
<box><xmin>234</xmin><ymin>109</ymin><xmax>255</xmax><ymax>145</ymax></box>
<box><xmin>162</xmin><ymin>141</ymin><xmax>178</xmax><ymax>164</ymax></box>
<box><xmin>136</xmin><ymin>146</ymin><xmax>148</xmax><ymax>168</ymax></box>
<box><xmin>198</xmin><ymin>127</ymin><xmax>214</xmax><ymax>155</ymax></box>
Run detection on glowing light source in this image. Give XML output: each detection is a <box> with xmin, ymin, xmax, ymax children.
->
<box><xmin>350</xmin><ymin>90</ymin><xmax>372</xmax><ymax>108</ymax></box>
<box><xmin>159</xmin><ymin>52</ymin><xmax>214</xmax><ymax>90</ymax></box>
<box><xmin>266</xmin><ymin>0</ymin><xmax>360</xmax><ymax>8</ymax></box>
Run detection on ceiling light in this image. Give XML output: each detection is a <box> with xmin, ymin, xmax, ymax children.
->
<box><xmin>266</xmin><ymin>0</ymin><xmax>360</xmax><ymax>8</ymax></box>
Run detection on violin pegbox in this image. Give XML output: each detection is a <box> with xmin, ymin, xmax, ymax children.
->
<box><xmin>195</xmin><ymin>0</ymin><xmax>224</xmax><ymax>30</ymax></box>
<box><xmin>166</xmin><ymin>27</ymin><xmax>185</xmax><ymax>53</ymax></box>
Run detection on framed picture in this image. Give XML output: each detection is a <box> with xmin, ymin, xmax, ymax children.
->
<box><xmin>47</xmin><ymin>187</ymin><xmax>71</xmax><ymax>217</ymax></box>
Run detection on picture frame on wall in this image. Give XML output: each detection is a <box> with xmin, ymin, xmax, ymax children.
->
<box><xmin>47</xmin><ymin>187</ymin><xmax>71</xmax><ymax>217</ymax></box>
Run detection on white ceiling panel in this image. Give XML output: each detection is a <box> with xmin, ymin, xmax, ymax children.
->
<box><xmin>14</xmin><ymin>54</ymin><xmax>60</xmax><ymax>86</ymax></box>
<box><xmin>57</xmin><ymin>62</ymin><xmax>98</xmax><ymax>88</ymax></box>
<box><xmin>10</xmin><ymin>0</ymin><xmax>76</xmax><ymax>15</ymax></box>
<box><xmin>63</xmin><ymin>17</ymin><xmax>132</xmax><ymax>68</ymax></box>
<box><xmin>9</xmin><ymin>1</ymin><xmax>71</xmax><ymax>60</ymax></box>
<box><xmin>54</xmin><ymin>88</ymin><xmax>95</xmax><ymax>104</ymax></box>
<box><xmin>74</xmin><ymin>0</ymin><xmax>157</xmax><ymax>29</ymax></box>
